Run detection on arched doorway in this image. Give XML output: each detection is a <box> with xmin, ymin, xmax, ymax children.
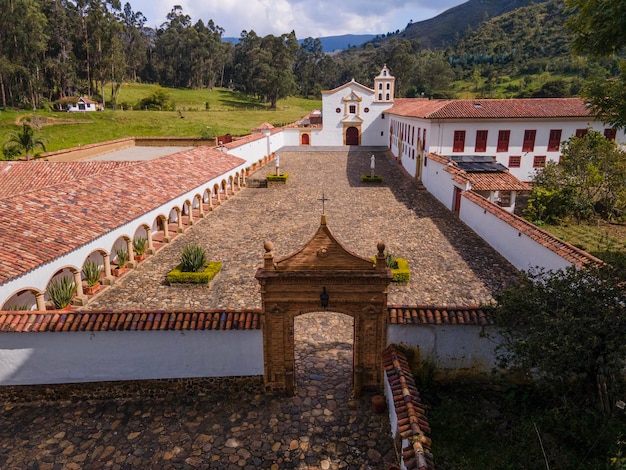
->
<box><xmin>301</xmin><ymin>133</ymin><xmax>310</xmax><ymax>145</ymax></box>
<box><xmin>295</xmin><ymin>311</ymin><xmax>354</xmax><ymax>399</ymax></box>
<box><xmin>255</xmin><ymin>215</ymin><xmax>392</xmax><ymax>396</ymax></box>
<box><xmin>345</xmin><ymin>126</ymin><xmax>359</xmax><ymax>145</ymax></box>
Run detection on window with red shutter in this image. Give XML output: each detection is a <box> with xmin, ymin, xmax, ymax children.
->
<box><xmin>548</xmin><ymin>130</ymin><xmax>562</xmax><ymax>151</ymax></box>
<box><xmin>533</xmin><ymin>155</ymin><xmax>546</xmax><ymax>168</ymax></box>
<box><xmin>453</xmin><ymin>130</ymin><xmax>465</xmax><ymax>152</ymax></box>
<box><xmin>508</xmin><ymin>156</ymin><xmax>521</xmax><ymax>168</ymax></box>
<box><xmin>604</xmin><ymin>128</ymin><xmax>617</xmax><ymax>141</ymax></box>
<box><xmin>522</xmin><ymin>130</ymin><xmax>536</xmax><ymax>152</ymax></box>
<box><xmin>497</xmin><ymin>130</ymin><xmax>510</xmax><ymax>152</ymax></box>
<box><xmin>475</xmin><ymin>130</ymin><xmax>488</xmax><ymax>152</ymax></box>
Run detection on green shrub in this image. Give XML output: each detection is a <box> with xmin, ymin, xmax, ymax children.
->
<box><xmin>372</xmin><ymin>255</ymin><xmax>411</xmax><ymax>282</ymax></box>
<box><xmin>266</xmin><ymin>173</ymin><xmax>289</xmax><ymax>182</ymax></box>
<box><xmin>180</xmin><ymin>243</ymin><xmax>207</xmax><ymax>272</ymax></box>
<box><xmin>115</xmin><ymin>247</ymin><xmax>128</xmax><ymax>268</ymax></box>
<box><xmin>385</xmin><ymin>250</ymin><xmax>399</xmax><ymax>269</ymax></box>
<box><xmin>362</xmin><ymin>174</ymin><xmax>382</xmax><ymax>183</ymax></box>
<box><xmin>82</xmin><ymin>260</ymin><xmax>102</xmax><ymax>287</ymax></box>
<box><xmin>392</xmin><ymin>257</ymin><xmax>411</xmax><ymax>283</ymax></box>
<box><xmin>47</xmin><ymin>276</ymin><xmax>76</xmax><ymax>309</ymax></box>
<box><xmin>167</xmin><ymin>261</ymin><xmax>222</xmax><ymax>284</ymax></box>
<box><xmin>133</xmin><ymin>236</ymin><xmax>147</xmax><ymax>256</ymax></box>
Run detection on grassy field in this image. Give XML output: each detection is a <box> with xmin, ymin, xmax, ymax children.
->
<box><xmin>0</xmin><ymin>84</ymin><xmax>321</xmax><ymax>154</ymax></box>
<box><xmin>541</xmin><ymin>221</ymin><xmax>626</xmax><ymax>266</ymax></box>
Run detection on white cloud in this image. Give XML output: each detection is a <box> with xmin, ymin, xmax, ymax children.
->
<box><xmin>130</xmin><ymin>0</ymin><xmax>466</xmax><ymax>38</ymax></box>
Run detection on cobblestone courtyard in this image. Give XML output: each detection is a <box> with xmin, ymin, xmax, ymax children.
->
<box><xmin>1</xmin><ymin>149</ymin><xmax>520</xmax><ymax>469</ymax></box>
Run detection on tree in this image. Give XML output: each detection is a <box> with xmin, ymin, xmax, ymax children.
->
<box><xmin>4</xmin><ymin>123</ymin><xmax>46</xmax><ymax>160</ymax></box>
<box><xmin>489</xmin><ymin>265</ymin><xmax>626</xmax><ymax>416</ymax></box>
<box><xmin>525</xmin><ymin>130</ymin><xmax>626</xmax><ymax>221</ymax></box>
<box><xmin>565</xmin><ymin>0</ymin><xmax>626</xmax><ymax>128</ymax></box>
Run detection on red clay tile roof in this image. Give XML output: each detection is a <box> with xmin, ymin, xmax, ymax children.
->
<box><xmin>252</xmin><ymin>122</ymin><xmax>275</xmax><ymax>131</ymax></box>
<box><xmin>383</xmin><ymin>346</ymin><xmax>434</xmax><ymax>470</ymax></box>
<box><xmin>464</xmin><ymin>171</ymin><xmax>531</xmax><ymax>192</ymax></box>
<box><xmin>388</xmin><ymin>305</ymin><xmax>490</xmax><ymax>325</ymax></box>
<box><xmin>387</xmin><ymin>97</ymin><xmax>592</xmax><ymax>120</ymax></box>
<box><xmin>425</xmin><ymin>153</ymin><xmax>530</xmax><ymax>192</ymax></box>
<box><xmin>0</xmin><ymin>161</ymin><xmax>138</xmax><ymax>198</ymax></box>
<box><xmin>0</xmin><ymin>148</ymin><xmax>245</xmax><ymax>285</ymax></box>
<box><xmin>462</xmin><ymin>191</ymin><xmax>602</xmax><ymax>267</ymax></box>
<box><xmin>0</xmin><ymin>309</ymin><xmax>262</xmax><ymax>332</ymax></box>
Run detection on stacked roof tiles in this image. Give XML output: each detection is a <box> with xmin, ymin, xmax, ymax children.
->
<box><xmin>0</xmin><ymin>309</ymin><xmax>261</xmax><ymax>333</ymax></box>
<box><xmin>0</xmin><ymin>148</ymin><xmax>245</xmax><ymax>285</ymax></box>
<box><xmin>383</xmin><ymin>346</ymin><xmax>434</xmax><ymax>470</ymax></box>
<box><xmin>388</xmin><ymin>97</ymin><xmax>591</xmax><ymax>120</ymax></box>
<box><xmin>388</xmin><ymin>305</ymin><xmax>490</xmax><ymax>326</ymax></box>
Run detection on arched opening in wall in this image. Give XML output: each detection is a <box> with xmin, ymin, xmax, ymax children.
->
<box><xmin>301</xmin><ymin>133</ymin><xmax>310</xmax><ymax>145</ymax></box>
<box><xmin>2</xmin><ymin>289</ymin><xmax>39</xmax><ymax>311</ymax></box>
<box><xmin>345</xmin><ymin>126</ymin><xmax>359</xmax><ymax>146</ymax></box>
<box><xmin>294</xmin><ymin>311</ymin><xmax>354</xmax><ymax>399</ymax></box>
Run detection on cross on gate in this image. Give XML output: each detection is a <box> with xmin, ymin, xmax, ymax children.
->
<box><xmin>317</xmin><ymin>192</ymin><xmax>329</xmax><ymax>214</ymax></box>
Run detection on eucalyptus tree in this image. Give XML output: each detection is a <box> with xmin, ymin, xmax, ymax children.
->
<box><xmin>0</xmin><ymin>0</ymin><xmax>48</xmax><ymax>108</ymax></box>
<box><xmin>153</xmin><ymin>6</ymin><xmax>193</xmax><ymax>87</ymax></box>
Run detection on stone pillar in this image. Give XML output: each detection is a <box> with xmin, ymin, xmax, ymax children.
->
<box><xmin>102</xmin><ymin>252</ymin><xmax>115</xmax><ymax>285</ymax></box>
<box><xmin>199</xmin><ymin>196</ymin><xmax>205</xmax><ymax>218</ymax></box>
<box><xmin>35</xmin><ymin>292</ymin><xmax>46</xmax><ymax>311</ymax></box>
<box><xmin>187</xmin><ymin>202</ymin><xmax>194</xmax><ymax>226</ymax></box>
<box><xmin>163</xmin><ymin>218</ymin><xmax>171</xmax><ymax>243</ymax></box>
<box><xmin>146</xmin><ymin>230</ymin><xmax>155</xmax><ymax>255</ymax></box>
<box><xmin>126</xmin><ymin>238</ymin><xmax>136</xmax><ymax>268</ymax></box>
<box><xmin>72</xmin><ymin>270</ymin><xmax>88</xmax><ymax>306</ymax></box>
<box><xmin>176</xmin><ymin>208</ymin><xmax>184</xmax><ymax>233</ymax></box>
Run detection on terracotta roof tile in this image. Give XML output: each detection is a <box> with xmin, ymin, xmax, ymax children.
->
<box><xmin>0</xmin><ymin>160</ymin><xmax>138</xmax><ymax>198</ymax></box>
<box><xmin>388</xmin><ymin>305</ymin><xmax>490</xmax><ymax>326</ymax></box>
<box><xmin>383</xmin><ymin>346</ymin><xmax>434</xmax><ymax>470</ymax></box>
<box><xmin>0</xmin><ymin>147</ymin><xmax>245</xmax><ymax>285</ymax></box>
<box><xmin>0</xmin><ymin>309</ymin><xmax>262</xmax><ymax>333</ymax></box>
<box><xmin>462</xmin><ymin>191</ymin><xmax>602</xmax><ymax>268</ymax></box>
<box><xmin>388</xmin><ymin>98</ymin><xmax>591</xmax><ymax>120</ymax></box>
<box><xmin>465</xmin><ymin>171</ymin><xmax>530</xmax><ymax>192</ymax></box>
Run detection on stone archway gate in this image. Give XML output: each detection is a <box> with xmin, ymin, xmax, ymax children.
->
<box><xmin>255</xmin><ymin>215</ymin><xmax>392</xmax><ymax>396</ymax></box>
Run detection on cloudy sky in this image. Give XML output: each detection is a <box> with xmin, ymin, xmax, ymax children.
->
<box><xmin>130</xmin><ymin>0</ymin><xmax>467</xmax><ymax>38</ymax></box>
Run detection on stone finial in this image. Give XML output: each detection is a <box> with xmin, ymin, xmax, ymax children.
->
<box><xmin>263</xmin><ymin>240</ymin><xmax>275</xmax><ymax>269</ymax></box>
<box><xmin>377</xmin><ymin>242</ymin><xmax>385</xmax><ymax>256</ymax></box>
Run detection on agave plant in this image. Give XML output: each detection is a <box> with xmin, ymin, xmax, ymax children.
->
<box><xmin>115</xmin><ymin>247</ymin><xmax>128</xmax><ymax>268</ymax></box>
<box><xmin>82</xmin><ymin>260</ymin><xmax>102</xmax><ymax>287</ymax></box>
<box><xmin>47</xmin><ymin>276</ymin><xmax>76</xmax><ymax>309</ymax></box>
<box><xmin>180</xmin><ymin>243</ymin><xmax>207</xmax><ymax>272</ymax></box>
<box><xmin>133</xmin><ymin>236</ymin><xmax>147</xmax><ymax>256</ymax></box>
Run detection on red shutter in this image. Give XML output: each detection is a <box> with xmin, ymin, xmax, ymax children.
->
<box><xmin>497</xmin><ymin>130</ymin><xmax>510</xmax><ymax>152</ymax></box>
<box><xmin>453</xmin><ymin>130</ymin><xmax>465</xmax><ymax>152</ymax></box>
<box><xmin>522</xmin><ymin>130</ymin><xmax>536</xmax><ymax>152</ymax></box>
<box><xmin>475</xmin><ymin>130</ymin><xmax>488</xmax><ymax>152</ymax></box>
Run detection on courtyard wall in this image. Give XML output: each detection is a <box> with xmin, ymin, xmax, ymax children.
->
<box><xmin>0</xmin><ymin>329</ymin><xmax>263</xmax><ymax>386</ymax></box>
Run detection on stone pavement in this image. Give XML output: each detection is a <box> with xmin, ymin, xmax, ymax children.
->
<box><xmin>86</xmin><ymin>149</ymin><xmax>519</xmax><ymax>311</ymax></box>
<box><xmin>0</xmin><ymin>314</ymin><xmax>395</xmax><ymax>469</ymax></box>
<box><xmin>0</xmin><ymin>150</ymin><xmax>521</xmax><ymax>469</ymax></box>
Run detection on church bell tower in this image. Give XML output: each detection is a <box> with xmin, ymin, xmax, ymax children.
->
<box><xmin>373</xmin><ymin>64</ymin><xmax>395</xmax><ymax>103</ymax></box>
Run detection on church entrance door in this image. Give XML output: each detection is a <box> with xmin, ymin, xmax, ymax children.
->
<box><xmin>345</xmin><ymin>126</ymin><xmax>359</xmax><ymax>145</ymax></box>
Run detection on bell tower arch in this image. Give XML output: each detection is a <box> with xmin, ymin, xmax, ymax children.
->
<box><xmin>374</xmin><ymin>64</ymin><xmax>395</xmax><ymax>103</ymax></box>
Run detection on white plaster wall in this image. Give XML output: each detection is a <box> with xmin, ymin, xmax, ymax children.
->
<box><xmin>0</xmin><ymin>330</ymin><xmax>263</xmax><ymax>385</ymax></box>
<box><xmin>384</xmin><ymin>372</ymin><xmax>399</xmax><ymax>438</ymax></box>
<box><xmin>421</xmin><ymin>158</ymin><xmax>460</xmax><ymax>210</ymax></box>
<box><xmin>225</xmin><ymin>132</ymin><xmax>284</xmax><ymax>163</ymax></box>
<box><xmin>387</xmin><ymin>324</ymin><xmax>502</xmax><ymax>373</ymax></box>
<box><xmin>318</xmin><ymin>83</ymin><xmax>390</xmax><ymax>146</ymax></box>
<box><xmin>459</xmin><ymin>194</ymin><xmax>573</xmax><ymax>271</ymax></box>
